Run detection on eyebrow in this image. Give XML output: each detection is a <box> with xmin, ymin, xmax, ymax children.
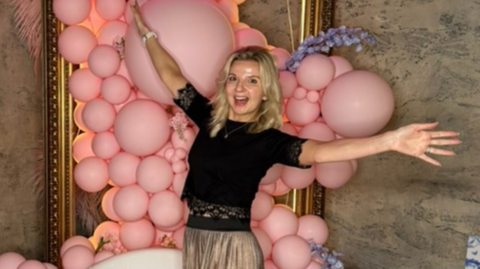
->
<box><xmin>228</xmin><ymin>73</ymin><xmax>261</xmax><ymax>78</ymax></box>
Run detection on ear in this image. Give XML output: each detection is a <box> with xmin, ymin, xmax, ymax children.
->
<box><xmin>262</xmin><ymin>96</ymin><xmax>267</xmax><ymax>101</ymax></box>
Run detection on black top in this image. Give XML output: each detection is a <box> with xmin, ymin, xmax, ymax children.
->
<box><xmin>173</xmin><ymin>83</ymin><xmax>310</xmax><ymax>210</ymax></box>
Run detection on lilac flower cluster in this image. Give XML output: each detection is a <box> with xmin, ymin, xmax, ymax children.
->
<box><xmin>169</xmin><ymin>112</ymin><xmax>189</xmax><ymax>141</ymax></box>
<box><xmin>309</xmin><ymin>240</ymin><xmax>344</xmax><ymax>269</ymax></box>
<box><xmin>285</xmin><ymin>26</ymin><xmax>376</xmax><ymax>72</ymax></box>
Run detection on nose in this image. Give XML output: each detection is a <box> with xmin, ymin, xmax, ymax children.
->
<box><xmin>234</xmin><ymin>80</ymin><xmax>246</xmax><ymax>92</ymax></box>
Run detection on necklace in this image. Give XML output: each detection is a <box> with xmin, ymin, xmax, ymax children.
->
<box><xmin>224</xmin><ymin>123</ymin><xmax>248</xmax><ymax>138</ymax></box>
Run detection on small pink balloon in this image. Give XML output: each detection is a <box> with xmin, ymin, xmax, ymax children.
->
<box><xmin>260</xmin><ymin>164</ymin><xmax>283</xmax><ymax>185</ymax></box>
<box><xmin>285</xmin><ymin>98</ymin><xmax>320</xmax><ymax>126</ymax></box>
<box><xmin>60</xmin><ymin>236</ymin><xmax>94</xmax><ymax>257</ymax></box>
<box><xmin>113</xmin><ymin>184</ymin><xmax>149</xmax><ymax>221</ymax></box>
<box><xmin>93</xmin><ymin>221</ymin><xmax>120</xmax><ymax>244</ymax></box>
<box><xmin>68</xmin><ymin>68</ymin><xmax>102</xmax><ymax>102</ymax></box>
<box><xmin>252</xmin><ymin>227</ymin><xmax>272</xmax><ymax>260</ymax></box>
<box><xmin>74</xmin><ymin>157</ymin><xmax>109</xmax><ymax>192</ymax></box>
<box><xmin>120</xmin><ymin>219</ymin><xmax>156</xmax><ymax>250</ymax></box>
<box><xmin>0</xmin><ymin>252</ymin><xmax>25</xmax><ymax>269</ymax></box>
<box><xmin>235</xmin><ymin>28</ymin><xmax>268</xmax><ymax>49</ymax></box>
<box><xmin>316</xmin><ymin>161</ymin><xmax>354</xmax><ymax>189</ymax></box>
<box><xmin>279</xmin><ymin>71</ymin><xmax>297</xmax><ymax>98</ymax></box>
<box><xmin>264</xmin><ymin>260</ymin><xmax>279</xmax><ymax>269</ymax></box>
<box><xmin>149</xmin><ymin>191</ymin><xmax>184</xmax><ymax>227</ymax></box>
<box><xmin>306</xmin><ymin>91</ymin><xmax>320</xmax><ymax>103</ymax></box>
<box><xmin>155</xmin><ymin>142</ymin><xmax>173</xmax><ymax>158</ymax></box>
<box><xmin>17</xmin><ymin>260</ymin><xmax>47</xmax><ymax>269</ymax></box>
<box><xmin>43</xmin><ymin>263</ymin><xmax>57</xmax><ymax>269</ymax></box>
<box><xmin>292</xmin><ymin>87</ymin><xmax>307</xmax><ymax>100</ymax></box>
<box><xmin>88</xmin><ymin>45</ymin><xmax>121</xmax><ymax>78</ymax></box>
<box><xmin>101</xmin><ymin>187</ymin><xmax>121</xmax><ymax>221</ymax></box>
<box><xmin>74</xmin><ymin>103</ymin><xmax>90</xmax><ymax>132</ymax></box>
<box><xmin>93</xmin><ymin>251</ymin><xmax>114</xmax><ymax>264</ymax></box>
<box><xmin>330</xmin><ymin>55</ymin><xmax>354</xmax><ymax>78</ymax></box>
<box><xmin>58</xmin><ymin>26</ymin><xmax>97</xmax><ymax>64</ymax></box>
<box><xmin>271</xmin><ymin>179</ymin><xmax>291</xmax><ymax>197</ymax></box>
<box><xmin>171</xmin><ymin>127</ymin><xmax>196</xmax><ymax>151</ymax></box>
<box><xmin>101</xmin><ymin>75</ymin><xmax>132</xmax><ymax>105</ymax></box>
<box><xmin>164</xmin><ymin>148</ymin><xmax>175</xmax><ymax>162</ymax></box>
<box><xmin>62</xmin><ymin>246</ymin><xmax>95</xmax><ymax>269</ymax></box>
<box><xmin>271</xmin><ymin>235</ymin><xmax>311</xmax><ymax>269</ymax></box>
<box><xmin>172</xmin><ymin>160</ymin><xmax>187</xmax><ymax>174</ymax></box>
<box><xmin>251</xmin><ymin>191</ymin><xmax>274</xmax><ymax>221</ymax></box>
<box><xmin>259</xmin><ymin>205</ymin><xmax>298</xmax><ymax>242</ymax></box>
<box><xmin>296</xmin><ymin>54</ymin><xmax>335</xmax><ymax>91</ymax></box>
<box><xmin>271</xmin><ymin>48</ymin><xmax>291</xmax><ymax>70</ymax></box>
<box><xmin>297</xmin><ymin>215</ymin><xmax>329</xmax><ymax>244</ymax></box>
<box><xmin>137</xmin><ymin>156</ymin><xmax>174</xmax><ymax>193</ymax></box>
<box><xmin>174</xmin><ymin>148</ymin><xmax>188</xmax><ymax>159</ymax></box>
<box><xmin>259</xmin><ymin>182</ymin><xmax>276</xmax><ymax>195</ymax></box>
<box><xmin>96</xmin><ymin>0</ymin><xmax>126</xmax><ymax>21</ymax></box>
<box><xmin>92</xmin><ymin>131</ymin><xmax>120</xmax><ymax>159</ymax></box>
<box><xmin>108</xmin><ymin>152</ymin><xmax>140</xmax><ymax>186</ymax></box>
<box><xmin>114</xmin><ymin>100</ymin><xmax>171</xmax><ymax>156</ymax></box>
<box><xmin>172</xmin><ymin>226</ymin><xmax>185</xmax><ymax>249</ymax></box>
<box><xmin>72</xmin><ymin>132</ymin><xmax>95</xmax><ymax>162</ymax></box>
<box><xmin>232</xmin><ymin>22</ymin><xmax>250</xmax><ymax>31</ymax></box>
<box><xmin>298</xmin><ymin>122</ymin><xmax>336</xmax><ymax>142</ymax></box>
<box><xmin>82</xmin><ymin>98</ymin><xmax>116</xmax><ymax>132</ymax></box>
<box><xmin>282</xmin><ymin>167</ymin><xmax>315</xmax><ymax>189</ymax></box>
<box><xmin>216</xmin><ymin>0</ymin><xmax>239</xmax><ymax>23</ymax></box>
<box><xmin>53</xmin><ymin>0</ymin><xmax>91</xmax><ymax>25</ymax></box>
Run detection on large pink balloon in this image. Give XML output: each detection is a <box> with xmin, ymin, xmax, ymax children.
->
<box><xmin>271</xmin><ymin>235</ymin><xmax>311</xmax><ymax>269</ymax></box>
<box><xmin>322</xmin><ymin>70</ymin><xmax>394</xmax><ymax>137</ymax></box>
<box><xmin>68</xmin><ymin>68</ymin><xmax>102</xmax><ymax>102</ymax></box>
<box><xmin>114</xmin><ymin>100</ymin><xmax>171</xmax><ymax>156</ymax></box>
<box><xmin>108</xmin><ymin>152</ymin><xmax>140</xmax><ymax>186</ymax></box>
<box><xmin>17</xmin><ymin>260</ymin><xmax>47</xmax><ymax>269</ymax></box>
<box><xmin>296</xmin><ymin>54</ymin><xmax>335</xmax><ymax>91</ymax></box>
<box><xmin>0</xmin><ymin>252</ymin><xmax>26</xmax><ymax>269</ymax></box>
<box><xmin>297</xmin><ymin>215</ymin><xmax>329</xmax><ymax>244</ymax></box>
<box><xmin>113</xmin><ymin>184</ymin><xmax>149</xmax><ymax>221</ymax></box>
<box><xmin>58</xmin><ymin>26</ymin><xmax>97</xmax><ymax>64</ymax></box>
<box><xmin>97</xmin><ymin>21</ymin><xmax>128</xmax><ymax>46</ymax></box>
<box><xmin>298</xmin><ymin>122</ymin><xmax>336</xmax><ymax>142</ymax></box>
<box><xmin>53</xmin><ymin>0</ymin><xmax>91</xmax><ymax>25</ymax></box>
<box><xmin>62</xmin><ymin>245</ymin><xmax>94</xmax><ymax>269</ymax></box>
<box><xmin>259</xmin><ymin>205</ymin><xmax>298</xmax><ymax>242</ymax></box>
<box><xmin>74</xmin><ymin>157</ymin><xmax>109</xmax><ymax>192</ymax></box>
<box><xmin>315</xmin><ymin>161</ymin><xmax>354</xmax><ymax>189</ymax></box>
<box><xmin>136</xmin><ymin>156</ymin><xmax>174</xmax><ymax>193</ymax></box>
<box><xmin>120</xmin><ymin>219</ymin><xmax>156</xmax><ymax>250</ymax></box>
<box><xmin>124</xmin><ymin>0</ymin><xmax>235</xmax><ymax>104</ymax></box>
<box><xmin>82</xmin><ymin>98</ymin><xmax>116</xmax><ymax>132</ymax></box>
<box><xmin>216</xmin><ymin>0</ymin><xmax>239</xmax><ymax>24</ymax></box>
<box><xmin>149</xmin><ymin>191</ymin><xmax>184</xmax><ymax>228</ymax></box>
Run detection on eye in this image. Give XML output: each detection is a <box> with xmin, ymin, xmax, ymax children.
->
<box><xmin>247</xmin><ymin>78</ymin><xmax>259</xmax><ymax>85</ymax></box>
<box><xmin>227</xmin><ymin>76</ymin><xmax>237</xmax><ymax>82</ymax></box>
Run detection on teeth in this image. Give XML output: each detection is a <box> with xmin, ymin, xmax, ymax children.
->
<box><xmin>235</xmin><ymin>97</ymin><xmax>248</xmax><ymax>101</ymax></box>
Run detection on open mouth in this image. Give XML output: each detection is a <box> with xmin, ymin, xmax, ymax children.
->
<box><xmin>234</xmin><ymin>96</ymin><xmax>249</xmax><ymax>106</ymax></box>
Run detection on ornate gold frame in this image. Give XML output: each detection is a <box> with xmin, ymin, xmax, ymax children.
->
<box><xmin>42</xmin><ymin>0</ymin><xmax>334</xmax><ymax>265</ymax></box>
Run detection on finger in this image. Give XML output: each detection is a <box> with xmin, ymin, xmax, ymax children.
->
<box><xmin>418</xmin><ymin>154</ymin><xmax>441</xmax><ymax>166</ymax></box>
<box><xmin>427</xmin><ymin>147</ymin><xmax>456</xmax><ymax>156</ymax></box>
<box><xmin>414</xmin><ymin>122</ymin><xmax>439</xmax><ymax>130</ymax></box>
<box><xmin>429</xmin><ymin>131</ymin><xmax>460</xmax><ymax>138</ymax></box>
<box><xmin>429</xmin><ymin>139</ymin><xmax>462</xmax><ymax>146</ymax></box>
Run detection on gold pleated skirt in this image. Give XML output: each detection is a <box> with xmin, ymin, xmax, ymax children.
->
<box><xmin>182</xmin><ymin>227</ymin><xmax>264</xmax><ymax>269</ymax></box>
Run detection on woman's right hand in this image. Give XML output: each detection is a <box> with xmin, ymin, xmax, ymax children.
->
<box><xmin>130</xmin><ymin>0</ymin><xmax>151</xmax><ymax>36</ymax></box>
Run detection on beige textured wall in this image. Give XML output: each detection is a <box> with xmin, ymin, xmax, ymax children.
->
<box><xmin>0</xmin><ymin>0</ymin><xmax>44</xmax><ymax>260</ymax></box>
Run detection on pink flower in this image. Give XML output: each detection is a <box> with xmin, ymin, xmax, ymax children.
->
<box><xmin>169</xmin><ymin>112</ymin><xmax>189</xmax><ymax>141</ymax></box>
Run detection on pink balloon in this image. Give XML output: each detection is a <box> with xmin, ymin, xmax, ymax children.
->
<box><xmin>58</xmin><ymin>26</ymin><xmax>97</xmax><ymax>64</ymax></box>
<box><xmin>315</xmin><ymin>161</ymin><xmax>354</xmax><ymax>189</ymax></box>
<box><xmin>88</xmin><ymin>45</ymin><xmax>121</xmax><ymax>78</ymax></box>
<box><xmin>172</xmin><ymin>226</ymin><xmax>185</xmax><ymax>249</ymax></box>
<box><xmin>120</xmin><ymin>219</ymin><xmax>156</xmax><ymax>250</ymax></box>
<box><xmin>260</xmin><ymin>164</ymin><xmax>283</xmax><ymax>185</ymax></box>
<box><xmin>124</xmin><ymin>0</ymin><xmax>235</xmax><ymax>104</ymax></box>
<box><xmin>296</xmin><ymin>54</ymin><xmax>335</xmax><ymax>91</ymax></box>
<box><xmin>259</xmin><ymin>205</ymin><xmax>298</xmax><ymax>242</ymax></box>
<box><xmin>252</xmin><ymin>227</ymin><xmax>272</xmax><ymax>260</ymax></box>
<box><xmin>74</xmin><ymin>103</ymin><xmax>90</xmax><ymax>132</ymax></box>
<box><xmin>330</xmin><ymin>55</ymin><xmax>354</xmax><ymax>78</ymax></box>
<box><xmin>116</xmin><ymin>61</ymin><xmax>133</xmax><ymax>86</ymax></box>
<box><xmin>60</xmin><ymin>236</ymin><xmax>94</xmax><ymax>257</ymax></box>
<box><xmin>155</xmin><ymin>142</ymin><xmax>174</xmax><ymax>158</ymax></box>
<box><xmin>297</xmin><ymin>215</ymin><xmax>329</xmax><ymax>244</ymax></box>
<box><xmin>82</xmin><ymin>98</ymin><xmax>116</xmax><ymax>132</ymax></box>
<box><xmin>137</xmin><ymin>156</ymin><xmax>174</xmax><ymax>193</ymax></box>
<box><xmin>292</xmin><ymin>87</ymin><xmax>307</xmax><ymax>100</ymax></box>
<box><xmin>235</xmin><ymin>28</ymin><xmax>268</xmax><ymax>49</ymax></box>
<box><xmin>264</xmin><ymin>260</ymin><xmax>279</xmax><ymax>269</ymax></box>
<box><xmin>53</xmin><ymin>0</ymin><xmax>91</xmax><ymax>25</ymax></box>
<box><xmin>114</xmin><ymin>90</ymin><xmax>137</xmax><ymax>112</ymax></box>
<box><xmin>271</xmin><ymin>48</ymin><xmax>291</xmax><ymax>70</ymax></box>
<box><xmin>62</xmin><ymin>246</ymin><xmax>95</xmax><ymax>269</ymax></box>
<box><xmin>271</xmin><ymin>235</ymin><xmax>311</xmax><ymax>269</ymax></box>
<box><xmin>108</xmin><ymin>152</ymin><xmax>140</xmax><ymax>186</ymax></box>
<box><xmin>96</xmin><ymin>0</ymin><xmax>126</xmax><ymax>21</ymax></box>
<box><xmin>69</xmin><ymin>68</ymin><xmax>102</xmax><ymax>102</ymax></box>
<box><xmin>298</xmin><ymin>122</ymin><xmax>335</xmax><ymax>142</ymax></box>
<box><xmin>97</xmin><ymin>21</ymin><xmax>128</xmax><ymax>46</ymax></box>
<box><xmin>171</xmin><ymin>160</ymin><xmax>187</xmax><ymax>174</ymax></box>
<box><xmin>78</xmin><ymin>0</ymin><xmax>107</xmax><ymax>33</ymax></box>
<box><xmin>232</xmin><ymin>22</ymin><xmax>250</xmax><ymax>31</ymax></box>
<box><xmin>101</xmin><ymin>75</ymin><xmax>132</xmax><ymax>105</ymax></box>
<box><xmin>280</xmin><ymin>123</ymin><xmax>297</xmax><ymax>136</ymax></box>
<box><xmin>149</xmin><ymin>191</ymin><xmax>184</xmax><ymax>227</ymax></box>
<box><xmin>259</xmin><ymin>182</ymin><xmax>276</xmax><ymax>195</ymax></box>
<box><xmin>251</xmin><ymin>191</ymin><xmax>274</xmax><ymax>221</ymax></box>
<box><xmin>250</xmin><ymin>220</ymin><xmax>259</xmax><ymax>228</ymax></box>
<box><xmin>285</xmin><ymin>98</ymin><xmax>320</xmax><ymax>126</ymax></box>
<box><xmin>322</xmin><ymin>70</ymin><xmax>394</xmax><ymax>137</ymax></box>
<box><xmin>157</xmin><ymin>219</ymin><xmax>185</xmax><ymax>232</ymax></box>
<box><xmin>17</xmin><ymin>260</ymin><xmax>47</xmax><ymax>269</ymax></box>
<box><xmin>93</xmin><ymin>251</ymin><xmax>114</xmax><ymax>264</ymax></box>
<box><xmin>92</xmin><ymin>131</ymin><xmax>120</xmax><ymax>159</ymax></box>
<box><xmin>43</xmin><ymin>263</ymin><xmax>57</xmax><ymax>269</ymax></box>
<box><xmin>114</xmin><ymin>100</ymin><xmax>171</xmax><ymax>156</ymax></box>
<box><xmin>282</xmin><ymin>167</ymin><xmax>315</xmax><ymax>189</ymax></box>
<box><xmin>278</xmin><ymin>71</ymin><xmax>297</xmax><ymax>98</ymax></box>
<box><xmin>171</xmin><ymin>127</ymin><xmax>196</xmax><ymax>151</ymax></box>
<box><xmin>113</xmin><ymin>184</ymin><xmax>149</xmax><ymax>221</ymax></box>
<box><xmin>72</xmin><ymin>132</ymin><xmax>95</xmax><ymax>162</ymax></box>
<box><xmin>74</xmin><ymin>157</ymin><xmax>109</xmax><ymax>192</ymax></box>
<box><xmin>306</xmin><ymin>91</ymin><xmax>320</xmax><ymax>103</ymax></box>
<box><xmin>101</xmin><ymin>187</ymin><xmax>121</xmax><ymax>221</ymax></box>
<box><xmin>216</xmin><ymin>0</ymin><xmax>239</xmax><ymax>24</ymax></box>
<box><xmin>233</xmin><ymin>0</ymin><xmax>246</xmax><ymax>4</ymax></box>
<box><xmin>271</xmin><ymin>179</ymin><xmax>291</xmax><ymax>197</ymax></box>
<box><xmin>0</xmin><ymin>252</ymin><xmax>26</xmax><ymax>269</ymax></box>
<box><xmin>93</xmin><ymin>221</ymin><xmax>120</xmax><ymax>245</ymax></box>
<box><xmin>305</xmin><ymin>261</ymin><xmax>322</xmax><ymax>269</ymax></box>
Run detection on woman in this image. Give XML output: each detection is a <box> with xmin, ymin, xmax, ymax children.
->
<box><xmin>130</xmin><ymin>3</ymin><xmax>460</xmax><ymax>269</ymax></box>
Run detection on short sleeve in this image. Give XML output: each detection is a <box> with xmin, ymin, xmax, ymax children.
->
<box><xmin>265</xmin><ymin>129</ymin><xmax>311</xmax><ymax>169</ymax></box>
<box><xmin>173</xmin><ymin>83</ymin><xmax>212</xmax><ymax>128</ymax></box>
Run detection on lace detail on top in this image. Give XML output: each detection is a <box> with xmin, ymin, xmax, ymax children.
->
<box><xmin>185</xmin><ymin>193</ymin><xmax>250</xmax><ymax>220</ymax></box>
<box><xmin>176</xmin><ymin>83</ymin><xmax>197</xmax><ymax>111</ymax></box>
<box><xmin>289</xmin><ymin>139</ymin><xmax>305</xmax><ymax>167</ymax></box>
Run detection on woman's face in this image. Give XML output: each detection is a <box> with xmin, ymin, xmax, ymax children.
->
<box><xmin>225</xmin><ymin>60</ymin><xmax>265</xmax><ymax>122</ymax></box>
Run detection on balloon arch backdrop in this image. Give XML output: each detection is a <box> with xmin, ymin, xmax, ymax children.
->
<box><xmin>0</xmin><ymin>0</ymin><xmax>394</xmax><ymax>269</ymax></box>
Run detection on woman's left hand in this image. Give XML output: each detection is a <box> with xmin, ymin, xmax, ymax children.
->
<box><xmin>390</xmin><ymin>122</ymin><xmax>461</xmax><ymax>166</ymax></box>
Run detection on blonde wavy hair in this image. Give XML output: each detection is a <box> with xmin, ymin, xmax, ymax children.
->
<box><xmin>209</xmin><ymin>46</ymin><xmax>283</xmax><ymax>137</ymax></box>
